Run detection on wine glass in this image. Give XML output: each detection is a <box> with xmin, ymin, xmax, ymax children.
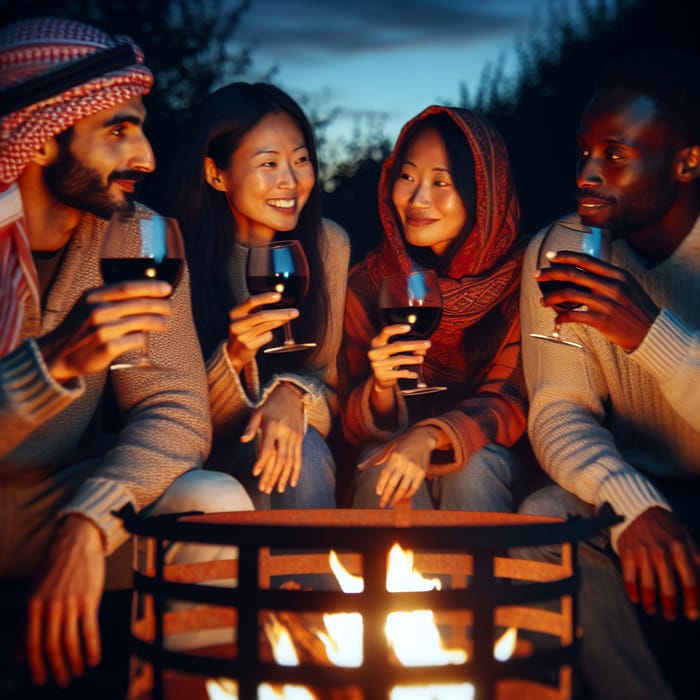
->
<box><xmin>100</xmin><ymin>211</ymin><xmax>184</xmax><ymax>370</ymax></box>
<box><xmin>378</xmin><ymin>269</ymin><xmax>447</xmax><ymax>396</ymax></box>
<box><xmin>529</xmin><ymin>219</ymin><xmax>611</xmax><ymax>349</ymax></box>
<box><xmin>246</xmin><ymin>239</ymin><xmax>317</xmax><ymax>354</ymax></box>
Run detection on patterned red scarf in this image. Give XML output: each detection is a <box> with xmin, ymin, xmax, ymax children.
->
<box><xmin>365</xmin><ymin>106</ymin><xmax>524</xmax><ymax>356</ymax></box>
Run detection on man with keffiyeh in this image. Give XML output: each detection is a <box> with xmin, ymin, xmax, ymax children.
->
<box><xmin>0</xmin><ymin>17</ymin><xmax>252</xmax><ymax>694</ymax></box>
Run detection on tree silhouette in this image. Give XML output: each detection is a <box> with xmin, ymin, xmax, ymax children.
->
<box><xmin>0</xmin><ymin>0</ymin><xmax>253</xmax><ymax>171</ymax></box>
<box><xmin>324</xmin><ymin>0</ymin><xmax>700</xmax><ymax>253</ymax></box>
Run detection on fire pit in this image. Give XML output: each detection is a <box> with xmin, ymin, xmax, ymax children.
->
<box><xmin>119</xmin><ymin>507</ymin><xmax>616</xmax><ymax>700</ymax></box>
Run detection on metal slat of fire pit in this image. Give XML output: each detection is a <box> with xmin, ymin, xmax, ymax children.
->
<box><xmin>120</xmin><ymin>507</ymin><xmax>618</xmax><ymax>700</ymax></box>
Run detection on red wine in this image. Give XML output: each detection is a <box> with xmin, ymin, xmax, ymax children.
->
<box><xmin>379</xmin><ymin>305</ymin><xmax>442</xmax><ymax>339</ymax></box>
<box><xmin>247</xmin><ymin>274</ymin><xmax>309</xmax><ymax>308</ymax></box>
<box><xmin>101</xmin><ymin>257</ymin><xmax>183</xmax><ymax>289</ymax></box>
<box><xmin>537</xmin><ymin>281</ymin><xmax>590</xmax><ymax>310</ymax></box>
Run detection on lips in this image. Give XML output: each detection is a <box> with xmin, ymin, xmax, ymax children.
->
<box><xmin>405</xmin><ymin>214</ymin><xmax>437</xmax><ymax>227</ymax></box>
<box><xmin>111</xmin><ymin>179</ymin><xmax>137</xmax><ymax>193</ymax></box>
<box><xmin>267</xmin><ymin>198</ymin><xmax>297</xmax><ymax>211</ymax></box>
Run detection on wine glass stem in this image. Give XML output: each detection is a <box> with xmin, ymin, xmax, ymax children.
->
<box><xmin>283</xmin><ymin>321</ymin><xmax>295</xmax><ymax>346</ymax></box>
<box><xmin>416</xmin><ymin>364</ymin><xmax>428</xmax><ymax>389</ymax></box>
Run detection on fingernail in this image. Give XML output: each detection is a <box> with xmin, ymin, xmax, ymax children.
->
<box><xmin>545</xmin><ymin>250</ymin><xmax>557</xmax><ymax>260</ymax></box>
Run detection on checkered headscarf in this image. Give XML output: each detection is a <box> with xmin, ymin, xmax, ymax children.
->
<box><xmin>0</xmin><ymin>17</ymin><xmax>153</xmax><ymax>184</ymax></box>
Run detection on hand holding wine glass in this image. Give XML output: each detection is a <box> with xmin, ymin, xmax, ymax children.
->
<box><xmin>100</xmin><ymin>211</ymin><xmax>184</xmax><ymax>370</ymax></box>
<box><xmin>245</xmin><ymin>239</ymin><xmax>316</xmax><ymax>354</ymax></box>
<box><xmin>378</xmin><ymin>269</ymin><xmax>446</xmax><ymax>396</ymax></box>
<box><xmin>530</xmin><ymin>219</ymin><xmax>611</xmax><ymax>349</ymax></box>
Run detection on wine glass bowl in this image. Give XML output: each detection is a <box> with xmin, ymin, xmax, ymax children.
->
<box><xmin>100</xmin><ymin>211</ymin><xmax>185</xmax><ymax>370</ymax></box>
<box><xmin>378</xmin><ymin>269</ymin><xmax>447</xmax><ymax>396</ymax></box>
<box><xmin>530</xmin><ymin>218</ymin><xmax>611</xmax><ymax>349</ymax></box>
<box><xmin>246</xmin><ymin>239</ymin><xmax>316</xmax><ymax>354</ymax></box>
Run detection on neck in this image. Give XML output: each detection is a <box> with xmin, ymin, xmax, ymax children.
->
<box><xmin>626</xmin><ymin>187</ymin><xmax>700</xmax><ymax>265</ymax></box>
<box><xmin>17</xmin><ymin>164</ymin><xmax>82</xmax><ymax>252</ymax></box>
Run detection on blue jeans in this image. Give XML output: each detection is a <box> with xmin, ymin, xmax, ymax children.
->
<box><xmin>352</xmin><ymin>443</ymin><xmax>526</xmax><ymax>511</ymax></box>
<box><xmin>209</xmin><ymin>426</ymin><xmax>336</xmax><ymax>509</ymax></box>
<box><xmin>516</xmin><ymin>485</ymin><xmax>675</xmax><ymax>700</ymax></box>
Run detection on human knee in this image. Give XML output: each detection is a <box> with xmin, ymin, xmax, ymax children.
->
<box><xmin>152</xmin><ymin>469</ymin><xmax>254</xmax><ymax>515</ymax></box>
<box><xmin>519</xmin><ymin>484</ymin><xmax>591</xmax><ymax>520</ymax></box>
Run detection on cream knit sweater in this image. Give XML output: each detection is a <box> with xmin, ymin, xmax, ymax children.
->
<box><xmin>521</xmin><ymin>213</ymin><xmax>700</xmax><ymax>548</ymax></box>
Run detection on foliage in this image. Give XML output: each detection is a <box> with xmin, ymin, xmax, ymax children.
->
<box><xmin>0</xmin><ymin>0</ymin><xmax>253</xmax><ymax>158</ymax></box>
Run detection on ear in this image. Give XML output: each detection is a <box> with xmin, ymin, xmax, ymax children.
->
<box><xmin>30</xmin><ymin>137</ymin><xmax>59</xmax><ymax>167</ymax></box>
<box><xmin>204</xmin><ymin>156</ymin><xmax>227</xmax><ymax>191</ymax></box>
<box><xmin>676</xmin><ymin>145</ymin><xmax>700</xmax><ymax>182</ymax></box>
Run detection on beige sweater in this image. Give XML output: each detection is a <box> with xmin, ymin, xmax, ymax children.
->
<box><xmin>206</xmin><ymin>219</ymin><xmax>350</xmax><ymax>443</ymax></box>
<box><xmin>0</xmin><ymin>205</ymin><xmax>211</xmax><ymax>554</ymax></box>
<box><xmin>521</xmin><ymin>213</ymin><xmax>700</xmax><ymax>548</ymax></box>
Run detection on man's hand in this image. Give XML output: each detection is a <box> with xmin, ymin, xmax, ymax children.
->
<box><xmin>618</xmin><ymin>507</ymin><xmax>700</xmax><ymax>621</ymax></box>
<box><xmin>26</xmin><ymin>515</ymin><xmax>105</xmax><ymax>688</ymax></box>
<box><xmin>37</xmin><ymin>280</ymin><xmax>173</xmax><ymax>382</ymax></box>
<box><xmin>358</xmin><ymin>425</ymin><xmax>442</xmax><ymax>508</ymax></box>
<box><xmin>240</xmin><ymin>383</ymin><xmax>306</xmax><ymax>494</ymax></box>
<box><xmin>226</xmin><ymin>293</ymin><xmax>300</xmax><ymax>373</ymax></box>
<box><xmin>536</xmin><ymin>251</ymin><xmax>660</xmax><ymax>351</ymax></box>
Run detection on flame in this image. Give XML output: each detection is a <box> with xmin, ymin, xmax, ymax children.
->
<box><xmin>207</xmin><ymin>543</ymin><xmax>516</xmax><ymax>700</ymax></box>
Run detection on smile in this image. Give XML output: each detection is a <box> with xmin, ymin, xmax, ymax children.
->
<box><xmin>406</xmin><ymin>215</ymin><xmax>437</xmax><ymax>227</ymax></box>
<box><xmin>268</xmin><ymin>198</ymin><xmax>296</xmax><ymax>209</ymax></box>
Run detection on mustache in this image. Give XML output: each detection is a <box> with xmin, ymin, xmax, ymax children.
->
<box><xmin>109</xmin><ymin>169</ymin><xmax>148</xmax><ymax>184</ymax></box>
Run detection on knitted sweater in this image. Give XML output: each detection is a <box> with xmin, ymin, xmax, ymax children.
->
<box><xmin>521</xmin><ymin>213</ymin><xmax>700</xmax><ymax>548</ymax></box>
<box><xmin>0</xmin><ymin>205</ymin><xmax>211</xmax><ymax>554</ymax></box>
<box><xmin>206</xmin><ymin>219</ymin><xmax>350</xmax><ymax>444</ymax></box>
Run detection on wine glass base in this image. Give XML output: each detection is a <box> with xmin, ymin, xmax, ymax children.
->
<box><xmin>529</xmin><ymin>333</ymin><xmax>583</xmax><ymax>349</ymax></box>
<box><xmin>263</xmin><ymin>342</ymin><xmax>317</xmax><ymax>355</ymax></box>
<box><xmin>110</xmin><ymin>359</ymin><xmax>174</xmax><ymax>372</ymax></box>
<box><xmin>400</xmin><ymin>385</ymin><xmax>448</xmax><ymax>396</ymax></box>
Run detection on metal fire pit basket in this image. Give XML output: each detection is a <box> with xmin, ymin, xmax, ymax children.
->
<box><xmin>120</xmin><ymin>507</ymin><xmax>617</xmax><ymax>700</ymax></box>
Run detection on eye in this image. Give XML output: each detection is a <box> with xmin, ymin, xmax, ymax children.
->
<box><xmin>399</xmin><ymin>171</ymin><xmax>414</xmax><ymax>183</ymax></box>
<box><xmin>434</xmin><ymin>179</ymin><xmax>450</xmax><ymax>187</ymax></box>
<box><xmin>109</xmin><ymin>124</ymin><xmax>127</xmax><ymax>137</ymax></box>
<box><xmin>296</xmin><ymin>153</ymin><xmax>310</xmax><ymax>165</ymax></box>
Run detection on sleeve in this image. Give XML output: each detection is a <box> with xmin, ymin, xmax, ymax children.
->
<box><xmin>416</xmin><ymin>313</ymin><xmax>527</xmax><ymax>476</ymax></box>
<box><xmin>0</xmin><ymin>339</ymin><xmax>84</xmax><ymax>457</ymax></box>
<box><xmin>60</xmin><ymin>261</ymin><xmax>213</xmax><ymax>554</ymax></box>
<box><xmin>630</xmin><ymin>308</ymin><xmax>700</xmax><ymax>429</ymax></box>
<box><xmin>520</xmin><ymin>231</ymin><xmax>670</xmax><ymax>549</ymax></box>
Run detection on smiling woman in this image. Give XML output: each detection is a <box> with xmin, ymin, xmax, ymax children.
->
<box><xmin>164</xmin><ymin>82</ymin><xmax>351</xmax><ymax>512</ymax></box>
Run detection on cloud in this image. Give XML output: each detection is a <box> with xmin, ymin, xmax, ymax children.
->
<box><xmin>240</xmin><ymin>0</ymin><xmax>538</xmax><ymax>61</ymax></box>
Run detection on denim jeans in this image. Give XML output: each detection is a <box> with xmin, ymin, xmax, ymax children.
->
<box><xmin>516</xmin><ymin>485</ymin><xmax>675</xmax><ymax>700</ymax></box>
<box><xmin>351</xmin><ymin>442</ymin><xmax>526</xmax><ymax>511</ymax></box>
<box><xmin>210</xmin><ymin>426</ymin><xmax>336</xmax><ymax>509</ymax></box>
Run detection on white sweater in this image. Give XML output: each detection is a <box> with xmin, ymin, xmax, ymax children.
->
<box><xmin>520</xmin><ymin>213</ymin><xmax>700</xmax><ymax>548</ymax></box>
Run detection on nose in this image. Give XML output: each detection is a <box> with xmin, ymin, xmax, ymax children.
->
<box><xmin>409</xmin><ymin>180</ymin><xmax>430</xmax><ymax>207</ymax></box>
<box><xmin>277</xmin><ymin>161</ymin><xmax>298</xmax><ymax>189</ymax></box>
<box><xmin>576</xmin><ymin>156</ymin><xmax>603</xmax><ymax>190</ymax></box>
<box><xmin>130</xmin><ymin>133</ymin><xmax>156</xmax><ymax>174</ymax></box>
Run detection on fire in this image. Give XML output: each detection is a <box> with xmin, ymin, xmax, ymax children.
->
<box><xmin>207</xmin><ymin>543</ymin><xmax>516</xmax><ymax>699</ymax></box>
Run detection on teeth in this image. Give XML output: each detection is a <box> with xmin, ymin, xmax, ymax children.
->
<box><xmin>269</xmin><ymin>199</ymin><xmax>295</xmax><ymax>209</ymax></box>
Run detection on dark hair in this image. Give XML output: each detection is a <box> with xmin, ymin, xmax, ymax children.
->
<box><xmin>166</xmin><ymin>82</ymin><xmax>329</xmax><ymax>362</ymax></box>
<box><xmin>386</xmin><ymin>111</ymin><xmax>476</xmax><ymax>274</ymax></box>
<box><xmin>594</xmin><ymin>49</ymin><xmax>700</xmax><ymax>147</ymax></box>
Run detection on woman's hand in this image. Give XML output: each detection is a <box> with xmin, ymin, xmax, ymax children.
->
<box><xmin>368</xmin><ymin>324</ymin><xmax>430</xmax><ymax>392</ymax></box>
<box><xmin>240</xmin><ymin>383</ymin><xmax>307</xmax><ymax>494</ymax></box>
<box><xmin>358</xmin><ymin>425</ymin><xmax>442</xmax><ymax>508</ymax></box>
<box><xmin>226</xmin><ymin>293</ymin><xmax>299</xmax><ymax>372</ymax></box>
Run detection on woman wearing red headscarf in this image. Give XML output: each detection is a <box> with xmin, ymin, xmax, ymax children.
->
<box><xmin>341</xmin><ymin>106</ymin><xmax>530</xmax><ymax>510</ymax></box>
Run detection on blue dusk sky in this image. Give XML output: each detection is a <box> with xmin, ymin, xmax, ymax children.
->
<box><xmin>235</xmin><ymin>0</ymin><xmax>602</xmax><ymax>155</ymax></box>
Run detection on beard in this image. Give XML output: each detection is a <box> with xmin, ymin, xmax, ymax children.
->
<box><xmin>43</xmin><ymin>141</ymin><xmax>140</xmax><ymax>220</ymax></box>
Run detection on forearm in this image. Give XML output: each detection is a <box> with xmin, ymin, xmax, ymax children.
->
<box><xmin>0</xmin><ymin>339</ymin><xmax>82</xmax><ymax>457</ymax></box>
<box><xmin>630</xmin><ymin>308</ymin><xmax>700</xmax><ymax>429</ymax></box>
